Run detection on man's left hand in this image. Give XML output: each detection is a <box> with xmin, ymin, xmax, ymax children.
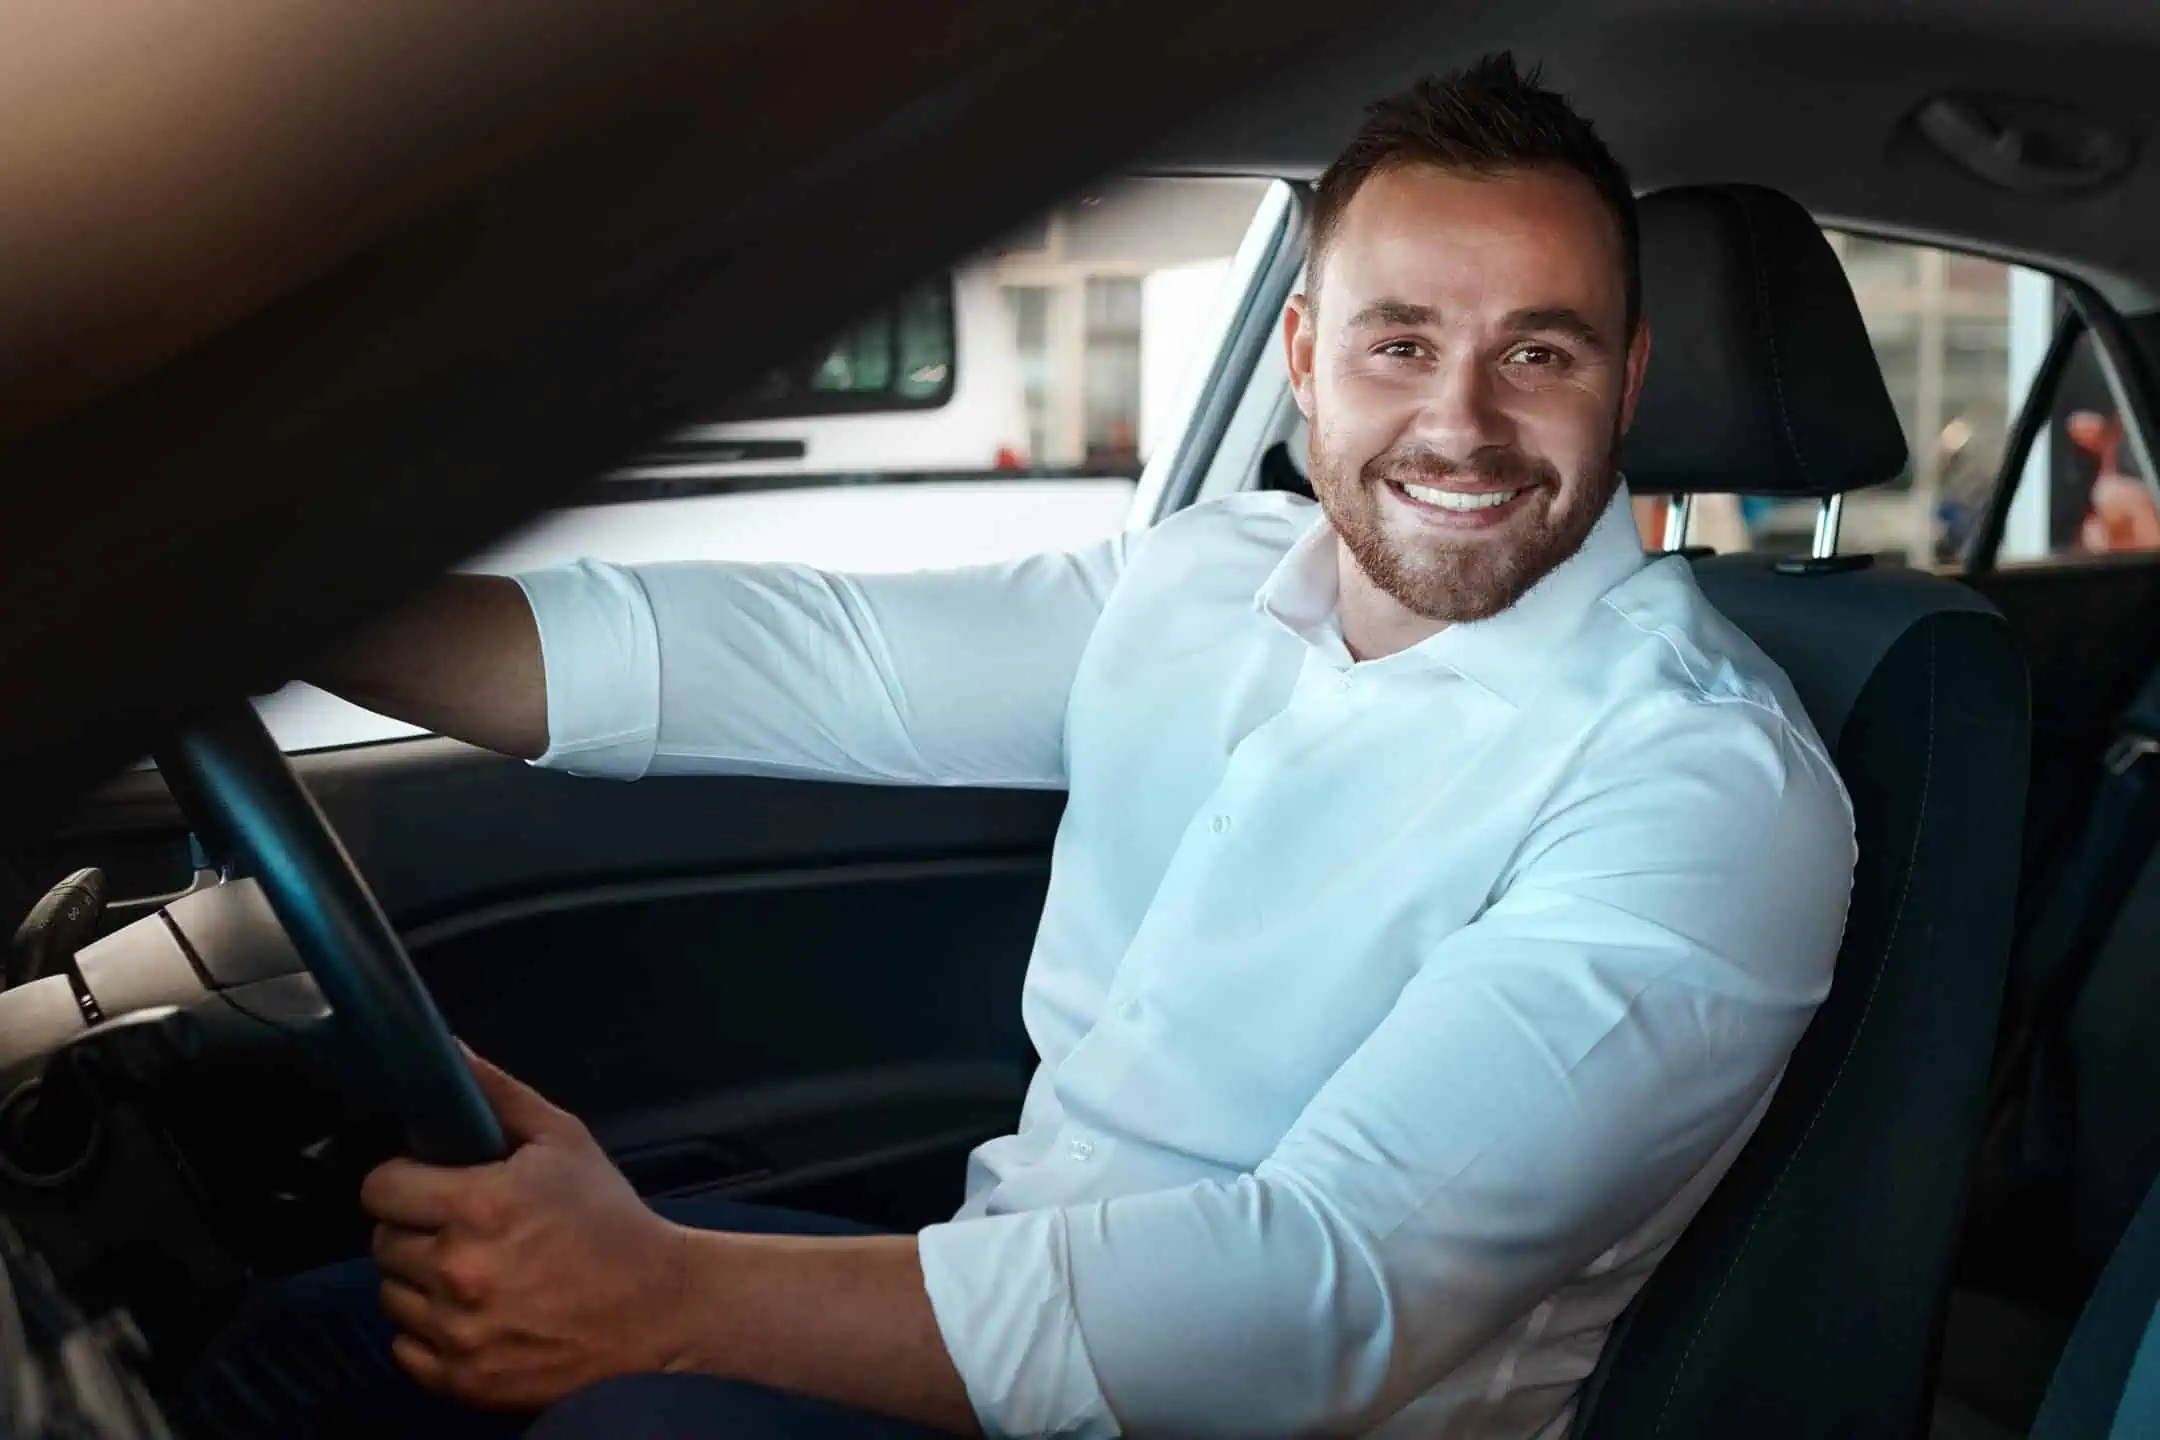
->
<box><xmin>360</xmin><ymin>1050</ymin><xmax>693</xmax><ymax>1411</ymax></box>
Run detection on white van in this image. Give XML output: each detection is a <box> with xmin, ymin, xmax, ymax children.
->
<box><xmin>617</xmin><ymin>268</ymin><xmax>1033</xmax><ymax>481</ymax></box>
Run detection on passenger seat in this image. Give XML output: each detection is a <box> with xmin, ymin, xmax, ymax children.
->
<box><xmin>1567</xmin><ymin>184</ymin><xmax>2031</xmax><ymax>1439</ymax></box>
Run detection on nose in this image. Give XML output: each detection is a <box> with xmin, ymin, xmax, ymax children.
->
<box><xmin>1409</xmin><ymin>350</ymin><xmax>1515</xmax><ymax>455</ymax></box>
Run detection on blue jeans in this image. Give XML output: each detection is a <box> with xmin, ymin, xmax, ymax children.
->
<box><xmin>185</xmin><ymin>1197</ymin><xmax>951</xmax><ymax>1439</ymax></box>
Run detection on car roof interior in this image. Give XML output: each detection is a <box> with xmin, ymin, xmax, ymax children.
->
<box><xmin>1149</xmin><ymin>0</ymin><xmax>2160</xmax><ymax>308</ymax></box>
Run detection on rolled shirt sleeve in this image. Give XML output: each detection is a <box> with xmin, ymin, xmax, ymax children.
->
<box><xmin>512</xmin><ymin>535</ymin><xmax>1139</xmax><ymax>786</ymax></box>
<box><xmin>917</xmin><ymin>695</ymin><xmax>1853</xmax><ymax>1436</ymax></box>
<box><xmin>513</xmin><ymin>561</ymin><xmax>665</xmax><ymax>778</ymax></box>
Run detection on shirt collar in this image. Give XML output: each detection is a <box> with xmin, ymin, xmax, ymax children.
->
<box><xmin>1253</xmin><ymin>481</ymin><xmax>1648</xmax><ymax>708</ymax></box>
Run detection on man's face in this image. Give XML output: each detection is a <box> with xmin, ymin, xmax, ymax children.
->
<box><xmin>1286</xmin><ymin>164</ymin><xmax>1650</xmax><ymax>625</ymax></box>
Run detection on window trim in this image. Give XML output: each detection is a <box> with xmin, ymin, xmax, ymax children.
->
<box><xmin>1968</xmin><ymin>303</ymin><xmax>2088</xmax><ymax>572</ymax></box>
<box><xmin>1131</xmin><ymin>179</ymin><xmax>1306</xmax><ymax>527</ymax></box>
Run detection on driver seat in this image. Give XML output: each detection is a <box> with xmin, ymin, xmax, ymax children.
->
<box><xmin>1569</xmin><ymin>185</ymin><xmax>2031</xmax><ymax>1436</ymax></box>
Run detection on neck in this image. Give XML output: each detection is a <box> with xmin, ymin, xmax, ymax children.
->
<box><xmin>1334</xmin><ymin>536</ymin><xmax>1447</xmax><ymax>662</ymax></box>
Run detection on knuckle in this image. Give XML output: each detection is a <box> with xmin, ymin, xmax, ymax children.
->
<box><xmin>454</xmin><ymin>1186</ymin><xmax>508</xmax><ymax>1234</ymax></box>
<box><xmin>436</xmin><ymin>1249</ymin><xmax>493</xmax><ymax>1306</ymax></box>
<box><xmin>439</xmin><ymin>1311</ymin><xmax>488</xmax><ymax>1357</ymax></box>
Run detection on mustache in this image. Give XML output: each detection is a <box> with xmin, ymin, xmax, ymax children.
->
<box><xmin>1361</xmin><ymin>446</ymin><xmax>1560</xmax><ymax>491</ymax></box>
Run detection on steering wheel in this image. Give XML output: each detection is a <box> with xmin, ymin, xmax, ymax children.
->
<box><xmin>153</xmin><ymin>703</ymin><xmax>506</xmax><ymax>1167</ymax></box>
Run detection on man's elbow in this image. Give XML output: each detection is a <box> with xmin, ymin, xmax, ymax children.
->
<box><xmin>1075</xmin><ymin>1175</ymin><xmax>1444</xmax><ymax>1436</ymax></box>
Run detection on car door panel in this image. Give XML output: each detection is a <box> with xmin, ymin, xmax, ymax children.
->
<box><xmin>44</xmin><ymin>739</ymin><xmax>1064</xmax><ymax>1230</ymax></box>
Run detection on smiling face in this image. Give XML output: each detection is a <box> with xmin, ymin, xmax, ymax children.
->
<box><xmin>1286</xmin><ymin>163</ymin><xmax>1650</xmax><ymax>650</ymax></box>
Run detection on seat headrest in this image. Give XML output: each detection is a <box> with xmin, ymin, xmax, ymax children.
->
<box><xmin>1621</xmin><ymin>184</ymin><xmax>1908</xmax><ymax>499</ymax></box>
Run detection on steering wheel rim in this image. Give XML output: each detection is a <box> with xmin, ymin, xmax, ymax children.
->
<box><xmin>155</xmin><ymin>703</ymin><xmax>506</xmax><ymax>1167</ymax></box>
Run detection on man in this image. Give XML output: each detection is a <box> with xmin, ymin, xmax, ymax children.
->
<box><xmin>191</xmin><ymin>54</ymin><xmax>1853</xmax><ymax>1439</ymax></box>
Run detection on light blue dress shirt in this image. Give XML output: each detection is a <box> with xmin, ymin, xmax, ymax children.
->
<box><xmin>513</xmin><ymin>485</ymin><xmax>1855</xmax><ymax>1438</ymax></box>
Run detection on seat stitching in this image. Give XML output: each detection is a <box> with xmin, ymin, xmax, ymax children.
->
<box><xmin>1650</xmin><ymin>625</ymin><xmax>1935</xmax><ymax>1435</ymax></box>
<box><xmin>1734</xmin><ymin>191</ymin><xmax>1819</xmax><ymax>494</ymax></box>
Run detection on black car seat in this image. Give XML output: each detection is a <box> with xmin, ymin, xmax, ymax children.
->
<box><xmin>1568</xmin><ymin>185</ymin><xmax>2032</xmax><ymax>1437</ymax></box>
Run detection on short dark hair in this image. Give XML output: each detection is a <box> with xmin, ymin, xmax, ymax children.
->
<box><xmin>1309</xmin><ymin>53</ymin><xmax>1640</xmax><ymax>335</ymax></box>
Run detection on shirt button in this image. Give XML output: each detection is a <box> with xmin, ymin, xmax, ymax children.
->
<box><xmin>1337</xmin><ymin>673</ymin><xmax>1354</xmax><ymax>692</ymax></box>
<box><xmin>1210</xmin><ymin>814</ymin><xmax>1231</xmax><ymax>835</ymax></box>
<box><xmin>1119</xmin><ymin>999</ymin><xmax>1143</xmax><ymax>1023</ymax></box>
<box><xmin>1068</xmin><ymin>1138</ymin><xmax>1096</xmax><ymax>1161</ymax></box>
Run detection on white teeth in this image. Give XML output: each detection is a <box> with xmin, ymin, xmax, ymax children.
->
<box><xmin>1400</xmin><ymin>482</ymin><xmax>1520</xmax><ymax>511</ymax></box>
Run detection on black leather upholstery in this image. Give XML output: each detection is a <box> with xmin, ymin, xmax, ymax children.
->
<box><xmin>1622</xmin><ymin>184</ymin><xmax>1909</xmax><ymax>498</ymax></box>
<box><xmin>1566</xmin><ymin>183</ymin><xmax>2032</xmax><ymax>1437</ymax></box>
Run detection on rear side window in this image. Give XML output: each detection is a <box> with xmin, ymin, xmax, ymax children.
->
<box><xmin>1648</xmin><ymin>233</ymin><xmax>2150</xmax><ymax>567</ymax></box>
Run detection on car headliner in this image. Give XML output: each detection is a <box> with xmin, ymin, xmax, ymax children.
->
<box><xmin>0</xmin><ymin>0</ymin><xmax>2146</xmax><ymax>834</ymax></box>
<box><xmin>1149</xmin><ymin>0</ymin><xmax>2160</xmax><ymax>309</ymax></box>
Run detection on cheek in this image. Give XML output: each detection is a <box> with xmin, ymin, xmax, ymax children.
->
<box><xmin>1503</xmin><ymin>386</ymin><xmax>1616</xmax><ymax>465</ymax></box>
<box><xmin>1317</xmin><ymin>363</ymin><xmax>1419</xmax><ymax>448</ymax></box>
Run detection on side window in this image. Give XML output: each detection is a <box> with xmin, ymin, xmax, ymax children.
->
<box><xmin>1642</xmin><ymin>232</ymin><xmax>2149</xmax><ymax>567</ymax></box>
<box><xmin>258</xmin><ymin>177</ymin><xmax>1283</xmax><ymax>753</ymax></box>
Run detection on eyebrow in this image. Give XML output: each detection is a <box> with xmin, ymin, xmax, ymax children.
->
<box><xmin>1342</xmin><ymin>299</ymin><xmax>1611</xmax><ymax>354</ymax></box>
<box><xmin>1345</xmin><ymin>298</ymin><xmax>1440</xmax><ymax>330</ymax></box>
<box><xmin>1503</xmin><ymin>306</ymin><xmax>1609</xmax><ymax>353</ymax></box>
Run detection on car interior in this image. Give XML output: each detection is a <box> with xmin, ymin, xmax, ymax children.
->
<box><xmin>6</xmin><ymin>0</ymin><xmax>2160</xmax><ymax>1436</ymax></box>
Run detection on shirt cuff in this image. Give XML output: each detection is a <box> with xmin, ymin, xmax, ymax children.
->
<box><xmin>917</xmin><ymin>1209</ymin><xmax>1120</xmax><ymax>1438</ymax></box>
<box><xmin>510</xmin><ymin>561</ymin><xmax>661</xmax><ymax>779</ymax></box>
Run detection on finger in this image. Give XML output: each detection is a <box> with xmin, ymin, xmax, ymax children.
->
<box><xmin>391</xmin><ymin>1331</ymin><xmax>450</xmax><ymax>1394</ymax></box>
<box><xmin>459</xmin><ymin>1045</ymin><xmax>577</xmax><ymax>1145</ymax></box>
<box><xmin>379</xmin><ymin>1274</ymin><xmax>441</xmax><ymax>1343</ymax></box>
<box><xmin>2068</xmin><ymin>410</ymin><xmax>2112</xmax><ymax>457</ymax></box>
<box><xmin>360</xmin><ymin>1157</ymin><xmax>474</xmax><ymax>1230</ymax></box>
<box><xmin>371</xmin><ymin>1223</ymin><xmax>439</xmax><ymax>1288</ymax></box>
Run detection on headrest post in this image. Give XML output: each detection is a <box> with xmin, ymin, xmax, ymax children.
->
<box><xmin>1661</xmin><ymin>495</ymin><xmax>1693</xmax><ymax>553</ymax></box>
<box><xmin>1811</xmin><ymin>494</ymin><xmax>1844</xmax><ymax>559</ymax></box>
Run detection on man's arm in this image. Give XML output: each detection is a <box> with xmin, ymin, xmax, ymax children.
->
<box><xmin>671</xmin><ymin>1231</ymin><xmax>976</xmax><ymax>1433</ymax></box>
<box><xmin>308</xmin><ymin>575</ymin><xmax>548</xmax><ymax>759</ymax></box>
<box><xmin>314</xmin><ymin>537</ymin><xmax>1138</xmax><ymax>787</ymax></box>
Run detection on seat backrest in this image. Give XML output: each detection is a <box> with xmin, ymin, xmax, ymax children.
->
<box><xmin>1572</xmin><ymin>185</ymin><xmax>2032</xmax><ymax>1438</ymax></box>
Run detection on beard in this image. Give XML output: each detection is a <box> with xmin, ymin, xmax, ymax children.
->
<box><xmin>1309</xmin><ymin>418</ymin><xmax>1622</xmax><ymax>624</ymax></box>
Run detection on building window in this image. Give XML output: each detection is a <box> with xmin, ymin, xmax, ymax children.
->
<box><xmin>1083</xmin><ymin>277</ymin><xmax>1144</xmax><ymax>472</ymax></box>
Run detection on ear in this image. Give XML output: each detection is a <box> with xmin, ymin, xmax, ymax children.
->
<box><xmin>1617</xmin><ymin>318</ymin><xmax>1652</xmax><ymax>434</ymax></box>
<box><xmin>1284</xmin><ymin>293</ymin><xmax>1318</xmax><ymax>421</ymax></box>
